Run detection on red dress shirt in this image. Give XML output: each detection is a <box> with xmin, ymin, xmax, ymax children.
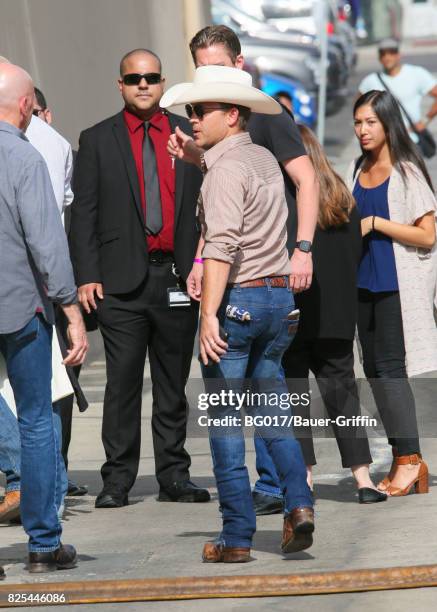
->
<box><xmin>123</xmin><ymin>108</ymin><xmax>175</xmax><ymax>252</ymax></box>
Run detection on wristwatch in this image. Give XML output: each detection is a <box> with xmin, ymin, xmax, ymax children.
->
<box><xmin>295</xmin><ymin>240</ymin><xmax>312</xmax><ymax>253</ymax></box>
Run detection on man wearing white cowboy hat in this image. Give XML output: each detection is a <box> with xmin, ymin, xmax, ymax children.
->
<box><xmin>161</xmin><ymin>65</ymin><xmax>314</xmax><ymax>563</ymax></box>
<box><xmin>170</xmin><ymin>25</ymin><xmax>319</xmax><ymax>516</ymax></box>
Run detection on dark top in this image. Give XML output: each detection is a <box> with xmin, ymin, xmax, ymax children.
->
<box><xmin>248</xmin><ymin>109</ymin><xmax>306</xmax><ymax>252</ymax></box>
<box><xmin>353</xmin><ymin>177</ymin><xmax>399</xmax><ymax>292</ymax></box>
<box><xmin>124</xmin><ymin>108</ymin><xmax>175</xmax><ymax>253</ymax></box>
<box><xmin>70</xmin><ymin>111</ymin><xmax>202</xmax><ymax>294</ymax></box>
<box><xmin>295</xmin><ymin>206</ymin><xmax>362</xmax><ymax>340</ymax></box>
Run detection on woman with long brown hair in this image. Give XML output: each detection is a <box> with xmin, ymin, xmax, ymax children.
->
<box><xmin>253</xmin><ymin>125</ymin><xmax>385</xmax><ymax>513</ymax></box>
<box><xmin>347</xmin><ymin>90</ymin><xmax>436</xmax><ymax>497</ymax></box>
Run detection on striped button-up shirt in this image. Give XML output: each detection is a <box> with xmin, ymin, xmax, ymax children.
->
<box><xmin>199</xmin><ymin>132</ymin><xmax>290</xmax><ymax>284</ymax></box>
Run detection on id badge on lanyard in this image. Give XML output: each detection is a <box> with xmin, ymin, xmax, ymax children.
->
<box><xmin>167</xmin><ymin>263</ymin><xmax>191</xmax><ymax>307</ymax></box>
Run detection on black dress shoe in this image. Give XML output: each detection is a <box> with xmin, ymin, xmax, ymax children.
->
<box><xmin>252</xmin><ymin>491</ymin><xmax>283</xmax><ymax>515</ymax></box>
<box><xmin>95</xmin><ymin>485</ymin><xmax>128</xmax><ymax>508</ymax></box>
<box><xmin>358</xmin><ymin>487</ymin><xmax>387</xmax><ymax>504</ymax></box>
<box><xmin>27</xmin><ymin>544</ymin><xmax>77</xmax><ymax>574</ymax></box>
<box><xmin>0</xmin><ymin>565</ymin><xmax>5</xmax><ymax>580</ymax></box>
<box><xmin>67</xmin><ymin>481</ymin><xmax>88</xmax><ymax>497</ymax></box>
<box><xmin>158</xmin><ymin>480</ymin><xmax>210</xmax><ymax>503</ymax></box>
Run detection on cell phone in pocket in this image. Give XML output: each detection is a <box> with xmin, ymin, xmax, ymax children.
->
<box><xmin>287</xmin><ymin>309</ymin><xmax>300</xmax><ymax>335</ymax></box>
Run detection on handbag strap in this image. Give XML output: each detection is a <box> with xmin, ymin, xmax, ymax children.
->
<box><xmin>376</xmin><ymin>72</ymin><xmax>419</xmax><ymax>136</ymax></box>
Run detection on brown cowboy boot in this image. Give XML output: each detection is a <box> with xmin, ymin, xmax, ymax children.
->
<box><xmin>202</xmin><ymin>542</ymin><xmax>250</xmax><ymax>563</ymax></box>
<box><xmin>0</xmin><ymin>490</ymin><xmax>20</xmax><ymax>523</ymax></box>
<box><xmin>281</xmin><ymin>507</ymin><xmax>314</xmax><ymax>554</ymax></box>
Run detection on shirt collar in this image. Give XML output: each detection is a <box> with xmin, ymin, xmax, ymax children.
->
<box><xmin>0</xmin><ymin>120</ymin><xmax>28</xmax><ymax>141</ymax></box>
<box><xmin>123</xmin><ymin>107</ymin><xmax>167</xmax><ymax>133</ymax></box>
<box><xmin>203</xmin><ymin>132</ymin><xmax>252</xmax><ymax>172</ymax></box>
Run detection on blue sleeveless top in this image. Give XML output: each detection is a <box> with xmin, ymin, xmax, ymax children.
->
<box><xmin>353</xmin><ymin>177</ymin><xmax>399</xmax><ymax>292</ymax></box>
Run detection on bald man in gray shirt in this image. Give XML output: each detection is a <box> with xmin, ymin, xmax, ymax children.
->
<box><xmin>0</xmin><ymin>62</ymin><xmax>87</xmax><ymax>575</ymax></box>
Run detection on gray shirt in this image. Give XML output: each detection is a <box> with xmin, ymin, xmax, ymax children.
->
<box><xmin>0</xmin><ymin>121</ymin><xmax>77</xmax><ymax>334</ymax></box>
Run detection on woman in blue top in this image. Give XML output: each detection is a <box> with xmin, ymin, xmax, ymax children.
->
<box><xmin>351</xmin><ymin>90</ymin><xmax>436</xmax><ymax>497</ymax></box>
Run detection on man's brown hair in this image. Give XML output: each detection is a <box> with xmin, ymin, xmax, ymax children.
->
<box><xmin>219</xmin><ymin>103</ymin><xmax>251</xmax><ymax>130</ymax></box>
<box><xmin>189</xmin><ymin>25</ymin><xmax>241</xmax><ymax>63</ymax></box>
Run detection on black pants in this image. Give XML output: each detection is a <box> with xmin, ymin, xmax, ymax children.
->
<box><xmin>96</xmin><ymin>261</ymin><xmax>199</xmax><ymax>492</ymax></box>
<box><xmin>357</xmin><ymin>289</ymin><xmax>420</xmax><ymax>456</ymax></box>
<box><xmin>282</xmin><ymin>337</ymin><xmax>372</xmax><ymax>468</ymax></box>
<box><xmin>58</xmin><ymin>371</ymin><xmax>79</xmax><ymax>470</ymax></box>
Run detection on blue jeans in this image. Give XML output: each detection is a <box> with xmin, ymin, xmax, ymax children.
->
<box><xmin>0</xmin><ymin>389</ymin><xmax>68</xmax><ymax>519</ymax></box>
<box><xmin>254</xmin><ymin>438</ymin><xmax>286</xmax><ymax>498</ymax></box>
<box><xmin>202</xmin><ymin>283</ymin><xmax>312</xmax><ymax>549</ymax></box>
<box><xmin>0</xmin><ymin>394</ymin><xmax>21</xmax><ymax>493</ymax></box>
<box><xmin>53</xmin><ymin>402</ymin><xmax>69</xmax><ymax>519</ymax></box>
<box><xmin>0</xmin><ymin>315</ymin><xmax>62</xmax><ymax>552</ymax></box>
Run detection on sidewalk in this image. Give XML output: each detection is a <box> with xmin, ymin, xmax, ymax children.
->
<box><xmin>2</xmin><ymin>348</ymin><xmax>437</xmax><ymax>612</ymax></box>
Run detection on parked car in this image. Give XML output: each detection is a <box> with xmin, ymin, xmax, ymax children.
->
<box><xmin>240</xmin><ymin>35</ymin><xmax>347</xmax><ymax>116</ymax></box>
<box><xmin>229</xmin><ymin>0</ymin><xmax>357</xmax><ymax>74</ymax></box>
<box><xmin>260</xmin><ymin>72</ymin><xmax>317</xmax><ymax>127</ymax></box>
<box><xmin>211</xmin><ymin>1</ymin><xmax>348</xmax><ymax>115</ymax></box>
<box><xmin>212</xmin><ymin>0</ymin><xmax>352</xmax><ymax>76</ymax></box>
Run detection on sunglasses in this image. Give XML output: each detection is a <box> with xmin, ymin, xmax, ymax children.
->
<box><xmin>122</xmin><ymin>73</ymin><xmax>162</xmax><ymax>86</ymax></box>
<box><xmin>185</xmin><ymin>103</ymin><xmax>227</xmax><ymax>119</ymax></box>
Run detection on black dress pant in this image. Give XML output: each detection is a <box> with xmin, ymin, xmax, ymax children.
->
<box><xmin>357</xmin><ymin>289</ymin><xmax>420</xmax><ymax>456</ymax></box>
<box><xmin>96</xmin><ymin>261</ymin><xmax>199</xmax><ymax>492</ymax></box>
<box><xmin>282</xmin><ymin>337</ymin><xmax>372</xmax><ymax>468</ymax></box>
<box><xmin>58</xmin><ymin>372</ymin><xmax>78</xmax><ymax>469</ymax></box>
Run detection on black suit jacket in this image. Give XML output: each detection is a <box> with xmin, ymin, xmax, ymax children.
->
<box><xmin>69</xmin><ymin>111</ymin><xmax>202</xmax><ymax>294</ymax></box>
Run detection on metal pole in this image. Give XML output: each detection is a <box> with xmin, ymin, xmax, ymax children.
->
<box><xmin>316</xmin><ymin>0</ymin><xmax>328</xmax><ymax>144</ymax></box>
<box><xmin>3</xmin><ymin>564</ymin><xmax>437</xmax><ymax>606</ymax></box>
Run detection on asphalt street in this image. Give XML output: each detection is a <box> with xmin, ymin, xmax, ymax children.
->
<box><xmin>2</xmin><ymin>42</ymin><xmax>437</xmax><ymax>612</ymax></box>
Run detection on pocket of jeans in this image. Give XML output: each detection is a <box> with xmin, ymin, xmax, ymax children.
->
<box><xmin>264</xmin><ymin>314</ymin><xmax>299</xmax><ymax>358</ymax></box>
<box><xmin>10</xmin><ymin>316</ymin><xmax>39</xmax><ymax>348</ymax></box>
<box><xmin>223</xmin><ymin>318</ymin><xmax>251</xmax><ymax>351</ymax></box>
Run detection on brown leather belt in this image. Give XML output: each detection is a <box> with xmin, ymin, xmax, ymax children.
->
<box><xmin>228</xmin><ymin>276</ymin><xmax>289</xmax><ymax>289</ymax></box>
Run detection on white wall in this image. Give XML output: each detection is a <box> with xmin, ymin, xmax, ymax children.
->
<box><xmin>0</xmin><ymin>0</ymin><xmax>211</xmax><ymax>146</ymax></box>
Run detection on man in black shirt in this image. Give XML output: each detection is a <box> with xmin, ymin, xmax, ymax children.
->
<box><xmin>247</xmin><ymin>112</ymin><xmax>306</xmax><ymax>253</ymax></box>
<box><xmin>169</xmin><ymin>26</ymin><xmax>318</xmax><ymax>292</ymax></box>
<box><xmin>168</xmin><ymin>26</ymin><xmax>319</xmax><ymax>515</ymax></box>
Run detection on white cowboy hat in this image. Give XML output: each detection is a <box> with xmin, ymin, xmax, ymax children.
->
<box><xmin>160</xmin><ymin>65</ymin><xmax>281</xmax><ymax>115</ymax></box>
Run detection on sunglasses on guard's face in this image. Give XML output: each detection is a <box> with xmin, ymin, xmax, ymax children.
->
<box><xmin>185</xmin><ymin>103</ymin><xmax>229</xmax><ymax>119</ymax></box>
<box><xmin>122</xmin><ymin>73</ymin><xmax>162</xmax><ymax>86</ymax></box>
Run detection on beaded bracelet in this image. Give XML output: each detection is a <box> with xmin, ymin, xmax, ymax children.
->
<box><xmin>194</xmin><ymin>258</ymin><xmax>204</xmax><ymax>264</ymax></box>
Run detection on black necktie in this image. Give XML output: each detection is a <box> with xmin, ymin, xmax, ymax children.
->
<box><xmin>143</xmin><ymin>121</ymin><xmax>162</xmax><ymax>235</ymax></box>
